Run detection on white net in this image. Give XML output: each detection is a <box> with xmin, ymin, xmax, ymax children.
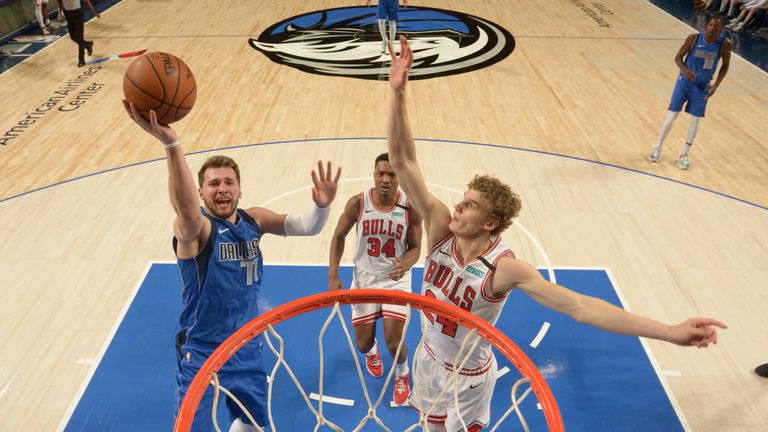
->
<box><xmin>196</xmin><ymin>300</ymin><xmax>545</xmax><ymax>432</ymax></box>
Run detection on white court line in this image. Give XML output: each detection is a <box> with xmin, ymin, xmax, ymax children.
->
<box><xmin>529</xmin><ymin>322</ymin><xmax>551</xmax><ymax>348</ymax></box>
<box><xmin>604</xmin><ymin>267</ymin><xmax>692</xmax><ymax>432</ymax></box>
<box><xmin>309</xmin><ymin>393</ymin><xmax>355</xmax><ymax>407</ymax></box>
<box><xmin>55</xmin><ymin>262</ymin><xmax>157</xmax><ymax>432</ymax></box>
<box><xmin>496</xmin><ymin>366</ymin><xmax>511</xmax><ymax>379</ymax></box>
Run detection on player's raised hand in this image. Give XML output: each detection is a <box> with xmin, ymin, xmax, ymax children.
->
<box><xmin>389</xmin><ymin>35</ymin><xmax>413</xmax><ymax>93</ymax></box>
<box><xmin>122</xmin><ymin>100</ymin><xmax>178</xmax><ymax>146</ymax></box>
<box><xmin>311</xmin><ymin>160</ymin><xmax>342</xmax><ymax>208</ymax></box>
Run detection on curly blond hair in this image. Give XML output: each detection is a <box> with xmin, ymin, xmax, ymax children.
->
<box><xmin>467</xmin><ymin>175</ymin><xmax>521</xmax><ymax>235</ymax></box>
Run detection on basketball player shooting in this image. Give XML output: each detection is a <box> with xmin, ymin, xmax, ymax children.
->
<box><xmin>123</xmin><ymin>101</ymin><xmax>341</xmax><ymax>432</ymax></box>
<box><xmin>386</xmin><ymin>36</ymin><xmax>726</xmax><ymax>432</ymax></box>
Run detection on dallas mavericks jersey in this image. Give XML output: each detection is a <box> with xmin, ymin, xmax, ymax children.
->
<box><xmin>421</xmin><ymin>234</ymin><xmax>514</xmax><ymax>370</ymax></box>
<box><xmin>353</xmin><ymin>189</ymin><xmax>411</xmax><ymax>276</ymax></box>
<box><xmin>174</xmin><ymin>208</ymin><xmax>263</xmax><ymax>344</ymax></box>
<box><xmin>683</xmin><ymin>32</ymin><xmax>724</xmax><ymax>85</ymax></box>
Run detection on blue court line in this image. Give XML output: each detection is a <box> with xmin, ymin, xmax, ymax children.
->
<box><xmin>2</xmin><ymin>137</ymin><xmax>765</xmax><ymax>212</ymax></box>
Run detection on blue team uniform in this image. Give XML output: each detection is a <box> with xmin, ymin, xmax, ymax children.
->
<box><xmin>377</xmin><ymin>0</ymin><xmax>400</xmax><ymax>20</ymax></box>
<box><xmin>173</xmin><ymin>208</ymin><xmax>267</xmax><ymax>431</ymax></box>
<box><xmin>668</xmin><ymin>32</ymin><xmax>725</xmax><ymax>118</ymax></box>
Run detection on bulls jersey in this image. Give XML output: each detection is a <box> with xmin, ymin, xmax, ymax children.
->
<box><xmin>683</xmin><ymin>32</ymin><xmax>725</xmax><ymax>85</ymax></box>
<box><xmin>353</xmin><ymin>189</ymin><xmax>411</xmax><ymax>276</ymax></box>
<box><xmin>174</xmin><ymin>208</ymin><xmax>264</xmax><ymax>344</ymax></box>
<box><xmin>421</xmin><ymin>233</ymin><xmax>514</xmax><ymax>371</ymax></box>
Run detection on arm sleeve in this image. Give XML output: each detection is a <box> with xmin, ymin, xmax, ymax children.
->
<box><xmin>283</xmin><ymin>205</ymin><xmax>331</xmax><ymax>236</ymax></box>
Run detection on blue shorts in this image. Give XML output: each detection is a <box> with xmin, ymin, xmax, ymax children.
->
<box><xmin>668</xmin><ymin>76</ymin><xmax>710</xmax><ymax>118</ymax></box>
<box><xmin>175</xmin><ymin>336</ymin><xmax>267</xmax><ymax>431</ymax></box>
<box><xmin>377</xmin><ymin>0</ymin><xmax>400</xmax><ymax>20</ymax></box>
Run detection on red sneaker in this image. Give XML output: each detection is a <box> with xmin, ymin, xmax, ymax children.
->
<box><xmin>365</xmin><ymin>349</ymin><xmax>383</xmax><ymax>378</ymax></box>
<box><xmin>393</xmin><ymin>374</ymin><xmax>410</xmax><ymax>405</ymax></box>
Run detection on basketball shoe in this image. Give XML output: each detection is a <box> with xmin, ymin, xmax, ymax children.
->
<box><xmin>366</xmin><ymin>344</ymin><xmax>383</xmax><ymax>378</ymax></box>
<box><xmin>393</xmin><ymin>373</ymin><xmax>410</xmax><ymax>404</ymax></box>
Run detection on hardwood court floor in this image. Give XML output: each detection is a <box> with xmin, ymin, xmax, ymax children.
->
<box><xmin>0</xmin><ymin>0</ymin><xmax>766</xmax><ymax>430</ymax></box>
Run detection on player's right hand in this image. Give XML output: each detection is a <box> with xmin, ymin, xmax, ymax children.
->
<box><xmin>328</xmin><ymin>275</ymin><xmax>345</xmax><ymax>291</ymax></box>
<box><xmin>683</xmin><ymin>67</ymin><xmax>696</xmax><ymax>81</ymax></box>
<box><xmin>122</xmin><ymin>100</ymin><xmax>178</xmax><ymax>146</ymax></box>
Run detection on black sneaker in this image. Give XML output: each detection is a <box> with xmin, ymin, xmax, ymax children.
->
<box><xmin>756</xmin><ymin>363</ymin><xmax>768</xmax><ymax>378</ymax></box>
<box><xmin>78</xmin><ymin>60</ymin><xmax>85</xmax><ymax>67</ymax></box>
<box><xmin>86</xmin><ymin>41</ymin><xmax>93</xmax><ymax>55</ymax></box>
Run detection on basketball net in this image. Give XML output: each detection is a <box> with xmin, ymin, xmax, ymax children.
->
<box><xmin>174</xmin><ymin>290</ymin><xmax>563</xmax><ymax>432</ymax></box>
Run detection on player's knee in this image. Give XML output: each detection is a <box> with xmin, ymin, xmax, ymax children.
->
<box><xmin>385</xmin><ymin>337</ymin><xmax>402</xmax><ymax>355</ymax></box>
<box><xmin>355</xmin><ymin>336</ymin><xmax>374</xmax><ymax>353</ymax></box>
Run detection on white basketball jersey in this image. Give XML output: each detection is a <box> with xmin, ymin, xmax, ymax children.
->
<box><xmin>353</xmin><ymin>189</ymin><xmax>411</xmax><ymax>276</ymax></box>
<box><xmin>421</xmin><ymin>233</ymin><xmax>514</xmax><ymax>371</ymax></box>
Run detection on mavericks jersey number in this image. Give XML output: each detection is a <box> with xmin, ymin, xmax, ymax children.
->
<box><xmin>241</xmin><ymin>259</ymin><xmax>260</xmax><ymax>286</ymax></box>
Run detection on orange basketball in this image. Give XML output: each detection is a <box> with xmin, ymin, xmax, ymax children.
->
<box><xmin>123</xmin><ymin>52</ymin><xmax>197</xmax><ymax>125</ymax></box>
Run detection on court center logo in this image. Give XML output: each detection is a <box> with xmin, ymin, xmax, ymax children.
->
<box><xmin>249</xmin><ymin>6</ymin><xmax>515</xmax><ymax>81</ymax></box>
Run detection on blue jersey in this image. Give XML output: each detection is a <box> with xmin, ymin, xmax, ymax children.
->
<box><xmin>682</xmin><ymin>32</ymin><xmax>724</xmax><ymax>85</ymax></box>
<box><xmin>174</xmin><ymin>208</ymin><xmax>264</xmax><ymax>344</ymax></box>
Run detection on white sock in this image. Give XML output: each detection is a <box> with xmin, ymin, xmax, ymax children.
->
<box><xmin>229</xmin><ymin>417</ymin><xmax>259</xmax><ymax>432</ymax></box>
<box><xmin>389</xmin><ymin>20</ymin><xmax>397</xmax><ymax>42</ymax></box>
<box><xmin>34</xmin><ymin>6</ymin><xmax>45</xmax><ymax>29</ymax></box>
<box><xmin>367</xmin><ymin>343</ymin><xmax>378</xmax><ymax>356</ymax></box>
<box><xmin>656</xmin><ymin>111</ymin><xmax>679</xmax><ymax>149</ymax></box>
<box><xmin>378</xmin><ymin>19</ymin><xmax>388</xmax><ymax>43</ymax></box>
<box><xmin>395</xmin><ymin>361</ymin><xmax>409</xmax><ymax>377</ymax></box>
<box><xmin>685</xmin><ymin>116</ymin><xmax>700</xmax><ymax>150</ymax></box>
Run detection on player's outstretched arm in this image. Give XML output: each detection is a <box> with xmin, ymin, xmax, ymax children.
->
<box><xmin>387</xmin><ymin>36</ymin><xmax>451</xmax><ymax>244</ymax></box>
<box><xmin>123</xmin><ymin>101</ymin><xmax>205</xmax><ymax>246</ymax></box>
<box><xmin>249</xmin><ymin>160</ymin><xmax>341</xmax><ymax>236</ymax></box>
<box><xmin>496</xmin><ymin>257</ymin><xmax>727</xmax><ymax>348</ymax></box>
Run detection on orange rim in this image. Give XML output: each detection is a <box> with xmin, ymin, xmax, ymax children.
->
<box><xmin>174</xmin><ymin>289</ymin><xmax>564</xmax><ymax>431</ymax></box>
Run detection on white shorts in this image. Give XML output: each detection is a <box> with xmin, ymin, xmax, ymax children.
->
<box><xmin>409</xmin><ymin>344</ymin><xmax>497</xmax><ymax>431</ymax></box>
<box><xmin>350</xmin><ymin>266</ymin><xmax>411</xmax><ymax>326</ymax></box>
<box><xmin>33</xmin><ymin>0</ymin><xmax>49</xmax><ymax>6</ymax></box>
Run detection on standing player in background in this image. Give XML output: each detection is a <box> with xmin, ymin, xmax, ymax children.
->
<box><xmin>388</xmin><ymin>36</ymin><xmax>727</xmax><ymax>431</ymax></box>
<box><xmin>367</xmin><ymin>0</ymin><xmax>408</xmax><ymax>53</ymax></box>
<box><xmin>328</xmin><ymin>152</ymin><xmax>422</xmax><ymax>404</ymax></box>
<box><xmin>123</xmin><ymin>102</ymin><xmax>341</xmax><ymax>432</ymax></box>
<box><xmin>650</xmin><ymin>16</ymin><xmax>731</xmax><ymax>170</ymax></box>
<box><xmin>30</xmin><ymin>0</ymin><xmax>52</xmax><ymax>35</ymax></box>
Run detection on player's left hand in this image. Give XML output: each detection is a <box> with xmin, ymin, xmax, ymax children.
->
<box><xmin>311</xmin><ymin>160</ymin><xmax>342</xmax><ymax>208</ymax></box>
<box><xmin>389</xmin><ymin>257</ymin><xmax>407</xmax><ymax>281</ymax></box>
<box><xmin>667</xmin><ymin>317</ymin><xmax>727</xmax><ymax>347</ymax></box>
<box><xmin>707</xmin><ymin>84</ymin><xmax>718</xmax><ymax>98</ymax></box>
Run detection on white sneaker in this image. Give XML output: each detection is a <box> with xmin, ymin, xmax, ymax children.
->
<box><xmin>679</xmin><ymin>155</ymin><xmax>689</xmax><ymax>170</ymax></box>
<box><xmin>649</xmin><ymin>147</ymin><xmax>661</xmax><ymax>162</ymax></box>
<box><xmin>731</xmin><ymin>22</ymin><xmax>746</xmax><ymax>32</ymax></box>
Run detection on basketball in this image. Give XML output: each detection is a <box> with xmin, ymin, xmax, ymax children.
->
<box><xmin>122</xmin><ymin>52</ymin><xmax>197</xmax><ymax>125</ymax></box>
